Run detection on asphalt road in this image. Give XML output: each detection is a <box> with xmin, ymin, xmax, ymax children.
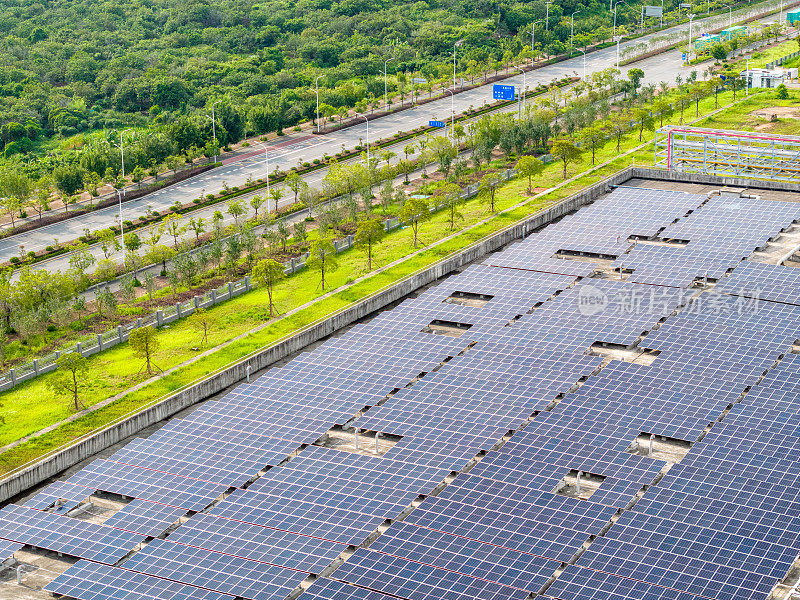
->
<box><xmin>1</xmin><ymin>0</ymin><xmax>787</xmax><ymax>270</ymax></box>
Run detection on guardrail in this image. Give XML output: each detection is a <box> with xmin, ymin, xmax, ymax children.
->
<box><xmin>766</xmin><ymin>50</ymin><xmax>800</xmax><ymax>67</ymax></box>
<box><xmin>0</xmin><ymin>168</ymin><xmax>523</xmax><ymax>393</ymax></box>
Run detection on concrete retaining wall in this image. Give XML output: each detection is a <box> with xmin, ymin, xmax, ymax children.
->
<box><xmin>0</xmin><ymin>167</ymin><xmax>637</xmax><ymax>503</ymax></box>
<box><xmin>634</xmin><ymin>166</ymin><xmax>800</xmax><ymax>193</ymax></box>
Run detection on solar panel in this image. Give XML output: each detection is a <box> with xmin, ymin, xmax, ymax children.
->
<box><xmin>101</xmin><ymin>499</ymin><xmax>187</xmax><ymax>537</ymax></box>
<box><xmin>0</xmin><ymin>504</ymin><xmax>145</xmax><ymax>564</ymax></box>
<box><xmin>45</xmin><ymin>560</ymin><xmax>234</xmax><ymax>600</ymax></box>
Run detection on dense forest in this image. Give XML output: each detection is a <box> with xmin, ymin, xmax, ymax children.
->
<box><xmin>0</xmin><ymin>0</ymin><xmax>735</xmax><ymax>184</ymax></box>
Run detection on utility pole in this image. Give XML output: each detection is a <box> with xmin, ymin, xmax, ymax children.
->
<box><xmin>383</xmin><ymin>58</ymin><xmax>394</xmax><ymax>109</ymax></box>
<box><xmin>571</xmin><ymin>11</ymin><xmax>581</xmax><ymax>53</ymax></box>
<box><xmin>115</xmin><ymin>188</ymin><xmax>125</xmax><ymax>265</ymax></box>
<box><xmin>314</xmin><ymin>75</ymin><xmax>324</xmax><ymax>133</ymax></box>
<box><xmin>546</xmin><ymin>1</ymin><xmax>552</xmax><ymax>29</ymax></box>
<box><xmin>355</xmin><ymin>113</ymin><xmax>370</xmax><ymax>165</ymax></box>
<box><xmin>118</xmin><ymin>128</ymin><xmax>133</xmax><ymax>197</ymax></box>
<box><xmin>208</xmin><ymin>100</ymin><xmax>221</xmax><ymax>164</ymax></box>
<box><xmin>531</xmin><ymin>20</ymin><xmax>543</xmax><ymax>64</ymax></box>
<box><xmin>453</xmin><ymin>39</ymin><xmax>464</xmax><ymax>90</ymax></box>
<box><xmin>254</xmin><ymin>141</ymin><xmax>270</xmax><ymax>200</ymax></box>
<box><xmin>688</xmin><ymin>13</ymin><xmax>697</xmax><ymax>63</ymax></box>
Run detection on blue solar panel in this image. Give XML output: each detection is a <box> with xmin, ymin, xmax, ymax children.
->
<box><xmin>0</xmin><ymin>504</ymin><xmax>145</xmax><ymax>564</ymax></box>
<box><xmin>45</xmin><ymin>560</ymin><xmax>234</xmax><ymax>600</ymax></box>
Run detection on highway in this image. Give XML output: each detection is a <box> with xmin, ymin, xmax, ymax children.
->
<box><xmin>0</xmin><ymin>0</ymin><xmax>788</xmax><ymax>270</ymax></box>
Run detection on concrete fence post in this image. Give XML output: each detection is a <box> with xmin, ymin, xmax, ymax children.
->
<box><xmin>76</xmin><ymin>342</ymin><xmax>82</xmax><ymax>355</ymax></box>
<box><xmin>176</xmin><ymin>303</ymin><xmax>183</xmax><ymax>318</ymax></box>
<box><xmin>32</xmin><ymin>359</ymin><xmax>39</xmax><ymax>375</ymax></box>
<box><xmin>54</xmin><ymin>351</ymin><xmax>61</xmax><ymax>360</ymax></box>
<box><xmin>156</xmin><ymin>310</ymin><xmax>164</xmax><ymax>327</ymax></box>
<box><xmin>136</xmin><ymin>318</ymin><xmax>142</xmax><ymax>328</ymax></box>
<box><xmin>193</xmin><ymin>296</ymin><xmax>200</xmax><ymax>309</ymax></box>
<box><xmin>117</xmin><ymin>326</ymin><xmax>123</xmax><ymax>342</ymax></box>
<box><xmin>244</xmin><ymin>276</ymin><xmax>251</xmax><ymax>291</ymax></box>
<box><xmin>211</xmin><ymin>290</ymin><xmax>217</xmax><ymax>303</ymax></box>
<box><xmin>290</xmin><ymin>258</ymin><xmax>297</xmax><ymax>273</ymax></box>
<box><xmin>97</xmin><ymin>334</ymin><xmax>104</xmax><ymax>351</ymax></box>
<box><xmin>9</xmin><ymin>369</ymin><xmax>15</xmax><ymax>385</ymax></box>
<box><xmin>334</xmin><ymin>240</ymin><xmax>340</xmax><ymax>252</ymax></box>
<box><xmin>227</xmin><ymin>282</ymin><xmax>233</xmax><ymax>297</ymax></box>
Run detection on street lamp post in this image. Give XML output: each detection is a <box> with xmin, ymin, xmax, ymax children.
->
<box><xmin>115</xmin><ymin>188</ymin><xmax>125</xmax><ymax>265</ymax></box>
<box><xmin>746</xmin><ymin>58</ymin><xmax>750</xmax><ymax>95</ymax></box>
<box><xmin>314</xmin><ymin>75</ymin><xmax>324</xmax><ymax>133</ymax></box>
<box><xmin>688</xmin><ymin>13</ymin><xmax>697</xmax><ymax>63</ymax></box>
<box><xmin>453</xmin><ymin>39</ymin><xmax>464</xmax><ymax>90</ymax></box>
<box><xmin>383</xmin><ymin>58</ymin><xmax>394</xmax><ymax>110</ymax></box>
<box><xmin>510</xmin><ymin>67</ymin><xmax>527</xmax><ymax>116</ymax></box>
<box><xmin>613</xmin><ymin>0</ymin><xmax>631</xmax><ymax>38</ymax></box>
<box><xmin>546</xmin><ymin>1</ymin><xmax>552</xmax><ymax>30</ymax></box>
<box><xmin>724</xmin><ymin>4</ymin><xmax>732</xmax><ymax>26</ymax></box>
<box><xmin>208</xmin><ymin>100</ymin><xmax>221</xmax><ymax>164</ymax></box>
<box><xmin>570</xmin><ymin>11</ymin><xmax>581</xmax><ymax>53</ymax></box>
<box><xmin>530</xmin><ymin>20</ymin><xmax>544</xmax><ymax>64</ymax></box>
<box><xmin>254</xmin><ymin>141</ymin><xmax>270</xmax><ymax>200</ymax></box>
<box><xmin>118</xmin><ymin>128</ymin><xmax>133</xmax><ymax>197</ymax></box>
<box><xmin>615</xmin><ymin>35</ymin><xmax>624</xmax><ymax>69</ymax></box>
<box><xmin>576</xmin><ymin>48</ymin><xmax>587</xmax><ymax>80</ymax></box>
<box><xmin>441</xmin><ymin>89</ymin><xmax>455</xmax><ymax>138</ymax></box>
<box><xmin>355</xmin><ymin>113</ymin><xmax>370</xmax><ymax>165</ymax></box>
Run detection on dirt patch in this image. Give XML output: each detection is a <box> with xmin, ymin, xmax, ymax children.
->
<box><xmin>751</xmin><ymin>106</ymin><xmax>800</xmax><ymax>119</ymax></box>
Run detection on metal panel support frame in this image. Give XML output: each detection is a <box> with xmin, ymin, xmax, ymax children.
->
<box><xmin>655</xmin><ymin>126</ymin><xmax>800</xmax><ymax>183</ymax></box>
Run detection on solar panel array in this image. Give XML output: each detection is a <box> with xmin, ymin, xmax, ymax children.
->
<box><xmin>16</xmin><ymin>184</ymin><xmax>799</xmax><ymax>600</ymax></box>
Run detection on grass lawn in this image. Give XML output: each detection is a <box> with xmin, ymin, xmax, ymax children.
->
<box><xmin>0</xmin><ymin>85</ymin><xmax>786</xmax><ymax>475</ymax></box>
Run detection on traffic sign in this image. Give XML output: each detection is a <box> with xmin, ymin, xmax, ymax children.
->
<box><xmin>412</xmin><ymin>77</ymin><xmax>427</xmax><ymax>83</ymax></box>
<box><xmin>492</xmin><ymin>84</ymin><xmax>515</xmax><ymax>101</ymax></box>
<box><xmin>429</xmin><ymin>120</ymin><xmax>445</xmax><ymax>128</ymax></box>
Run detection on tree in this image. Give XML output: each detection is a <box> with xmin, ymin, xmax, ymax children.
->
<box><xmin>3</xmin><ymin>197</ymin><xmax>22</xmax><ymax>228</ymax></box>
<box><xmin>399</xmin><ymin>196</ymin><xmax>431</xmax><ymax>248</ymax></box>
<box><xmin>608</xmin><ymin>112</ymin><xmax>630</xmax><ymax>153</ymax></box>
<box><xmin>129</xmin><ymin>326</ymin><xmax>160</xmax><ymax>375</ymax></box>
<box><xmin>429</xmin><ymin>136</ymin><xmax>458</xmax><ymax>177</ymax></box>
<box><xmin>355</xmin><ymin>217</ymin><xmax>385</xmax><ymax>271</ymax></box>
<box><xmin>98</xmin><ymin>228</ymin><xmax>120</xmax><ymax>259</ymax></box>
<box><xmin>189</xmin><ymin>307</ymin><xmax>212</xmax><ymax>344</ymax></box>
<box><xmin>627</xmin><ymin>68</ymin><xmax>644</xmax><ymax>97</ymax></box>
<box><xmin>633</xmin><ymin>107</ymin><xmax>655</xmax><ymax>142</ymax></box>
<box><xmin>284</xmin><ymin>171</ymin><xmax>305</xmax><ymax>204</ymax></box>
<box><xmin>165</xmin><ymin>155</ymin><xmax>182</xmax><ymax>175</ymax></box>
<box><xmin>252</xmin><ymin>258</ymin><xmax>285</xmax><ymax>317</ymax></box>
<box><xmin>249</xmin><ymin>195</ymin><xmax>265</xmax><ymax>221</ymax></box>
<box><xmin>226</xmin><ymin>198</ymin><xmax>246</xmax><ymax>228</ymax></box>
<box><xmin>276</xmin><ymin>221</ymin><xmax>290</xmax><ymax>252</ymax></box>
<box><xmin>517</xmin><ymin>156</ymin><xmax>545</xmax><ymax>194</ymax></box>
<box><xmin>95</xmin><ymin>288</ymin><xmax>117</xmax><ymax>321</ymax></box>
<box><xmin>188</xmin><ymin>217</ymin><xmax>206</xmax><ymax>243</ymax></box>
<box><xmin>579</xmin><ymin>124</ymin><xmax>606</xmax><ymax>166</ymax></box>
<box><xmin>53</xmin><ymin>164</ymin><xmax>85</xmax><ymax>205</ymax></box>
<box><xmin>269</xmin><ymin>186</ymin><xmax>285</xmax><ymax>215</ymax></box>
<box><xmin>551</xmin><ymin>139</ymin><xmax>581</xmax><ymax>179</ymax></box>
<box><xmin>47</xmin><ymin>353</ymin><xmax>88</xmax><ymax>411</ymax></box>
<box><xmin>163</xmin><ymin>215</ymin><xmax>186</xmax><ymax>248</ymax></box>
<box><xmin>306</xmin><ymin>238</ymin><xmax>338</xmax><ymax>291</ymax></box>
<box><xmin>478</xmin><ymin>173</ymin><xmax>502</xmax><ymax>213</ymax></box>
<box><xmin>94</xmin><ymin>259</ymin><xmax>118</xmax><ymax>283</ymax></box>
<box><xmin>31</xmin><ymin>181</ymin><xmax>51</xmax><ymax>221</ymax></box>
<box><xmin>435</xmin><ymin>183</ymin><xmax>464</xmax><ymax>230</ymax></box>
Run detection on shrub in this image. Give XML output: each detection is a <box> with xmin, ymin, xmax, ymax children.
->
<box><xmin>27</xmin><ymin>251</ymin><xmax>36</xmax><ymax>259</ymax></box>
<box><xmin>47</xmin><ymin>324</ymin><xmax>57</xmax><ymax>332</ymax></box>
<box><xmin>10</xmin><ymin>257</ymin><xmax>19</xmax><ymax>264</ymax></box>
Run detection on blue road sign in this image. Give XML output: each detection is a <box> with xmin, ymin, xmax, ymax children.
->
<box><xmin>720</xmin><ymin>75</ymin><xmax>727</xmax><ymax>81</ymax></box>
<box><xmin>429</xmin><ymin>120</ymin><xmax>445</xmax><ymax>127</ymax></box>
<box><xmin>492</xmin><ymin>84</ymin><xmax>515</xmax><ymax>101</ymax></box>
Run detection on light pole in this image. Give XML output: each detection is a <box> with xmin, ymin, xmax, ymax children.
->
<box><xmin>615</xmin><ymin>35</ymin><xmax>624</xmax><ymax>69</ymax></box>
<box><xmin>118</xmin><ymin>128</ymin><xmax>133</xmax><ymax>197</ymax></box>
<box><xmin>254</xmin><ymin>140</ymin><xmax>270</xmax><ymax>200</ymax></box>
<box><xmin>510</xmin><ymin>67</ymin><xmax>527</xmax><ymax>116</ymax></box>
<box><xmin>441</xmin><ymin>89</ymin><xmax>455</xmax><ymax>138</ymax></box>
<box><xmin>688</xmin><ymin>13</ymin><xmax>697</xmax><ymax>63</ymax></box>
<box><xmin>453</xmin><ymin>39</ymin><xmax>464</xmax><ymax>90</ymax></box>
<box><xmin>314</xmin><ymin>75</ymin><xmax>324</xmax><ymax>133</ymax></box>
<box><xmin>383</xmin><ymin>58</ymin><xmax>394</xmax><ymax>109</ymax></box>
<box><xmin>530</xmin><ymin>20</ymin><xmax>544</xmax><ymax>64</ymax></box>
<box><xmin>355</xmin><ymin>113</ymin><xmax>370</xmax><ymax>165</ymax></box>
<box><xmin>576</xmin><ymin>48</ymin><xmax>587</xmax><ymax>79</ymax></box>
<box><xmin>724</xmin><ymin>4</ymin><xmax>732</xmax><ymax>26</ymax></box>
<box><xmin>546</xmin><ymin>1</ymin><xmax>552</xmax><ymax>29</ymax></box>
<box><xmin>208</xmin><ymin>100</ymin><xmax>221</xmax><ymax>164</ymax></box>
<box><xmin>570</xmin><ymin>11</ymin><xmax>581</xmax><ymax>53</ymax></box>
<box><xmin>746</xmin><ymin>58</ymin><xmax>750</xmax><ymax>95</ymax></box>
<box><xmin>115</xmin><ymin>188</ymin><xmax>125</xmax><ymax>265</ymax></box>
<box><xmin>613</xmin><ymin>0</ymin><xmax>631</xmax><ymax>38</ymax></box>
